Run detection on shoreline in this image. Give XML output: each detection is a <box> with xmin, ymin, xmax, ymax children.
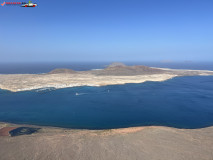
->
<box><xmin>1</xmin><ymin>121</ymin><xmax>212</xmax><ymax>133</ymax></box>
<box><xmin>0</xmin><ymin>121</ymin><xmax>169</xmax><ymax>137</ymax></box>
<box><xmin>0</xmin><ymin>73</ymin><xmax>177</xmax><ymax>92</ymax></box>
<box><xmin>0</xmin><ymin>75</ymin><xmax>177</xmax><ymax>92</ymax></box>
<box><xmin>1</xmin><ymin>74</ymin><xmax>213</xmax><ymax>93</ymax></box>
<box><xmin>1</xmin><ymin>65</ymin><xmax>213</xmax><ymax>92</ymax></box>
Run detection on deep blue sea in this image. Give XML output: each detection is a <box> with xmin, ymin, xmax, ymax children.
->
<box><xmin>0</xmin><ymin>61</ymin><xmax>213</xmax><ymax>74</ymax></box>
<box><xmin>0</xmin><ymin>62</ymin><xmax>213</xmax><ymax>129</ymax></box>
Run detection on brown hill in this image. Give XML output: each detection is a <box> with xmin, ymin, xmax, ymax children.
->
<box><xmin>107</xmin><ymin>62</ymin><xmax>126</xmax><ymax>67</ymax></box>
<box><xmin>91</xmin><ymin>63</ymin><xmax>165</xmax><ymax>76</ymax></box>
<box><xmin>48</xmin><ymin>68</ymin><xmax>76</xmax><ymax>74</ymax></box>
<box><xmin>47</xmin><ymin>63</ymin><xmax>166</xmax><ymax>76</ymax></box>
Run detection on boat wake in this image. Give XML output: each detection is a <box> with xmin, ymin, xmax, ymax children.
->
<box><xmin>75</xmin><ymin>92</ymin><xmax>88</xmax><ymax>96</ymax></box>
<box><xmin>35</xmin><ymin>87</ymin><xmax>56</xmax><ymax>93</ymax></box>
<box><xmin>75</xmin><ymin>90</ymin><xmax>110</xmax><ymax>96</ymax></box>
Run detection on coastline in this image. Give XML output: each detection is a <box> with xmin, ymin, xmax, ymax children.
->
<box><xmin>0</xmin><ymin>121</ymin><xmax>154</xmax><ymax>134</ymax></box>
<box><xmin>0</xmin><ymin>73</ymin><xmax>177</xmax><ymax>92</ymax></box>
<box><xmin>1</xmin><ymin>65</ymin><xmax>213</xmax><ymax>92</ymax></box>
<box><xmin>1</xmin><ymin>121</ymin><xmax>213</xmax><ymax>135</ymax></box>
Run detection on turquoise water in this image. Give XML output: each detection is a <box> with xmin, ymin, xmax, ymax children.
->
<box><xmin>0</xmin><ymin>76</ymin><xmax>213</xmax><ymax>129</ymax></box>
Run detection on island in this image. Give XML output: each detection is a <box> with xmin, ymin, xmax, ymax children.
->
<box><xmin>0</xmin><ymin>63</ymin><xmax>213</xmax><ymax>92</ymax></box>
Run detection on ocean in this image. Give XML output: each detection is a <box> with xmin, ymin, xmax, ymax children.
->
<box><xmin>0</xmin><ymin>61</ymin><xmax>213</xmax><ymax>74</ymax></box>
<box><xmin>0</xmin><ymin>62</ymin><xmax>213</xmax><ymax>129</ymax></box>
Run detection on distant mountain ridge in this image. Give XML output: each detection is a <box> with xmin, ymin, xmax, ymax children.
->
<box><xmin>48</xmin><ymin>68</ymin><xmax>76</xmax><ymax>74</ymax></box>
<box><xmin>48</xmin><ymin>63</ymin><xmax>165</xmax><ymax>75</ymax></box>
<box><xmin>94</xmin><ymin>63</ymin><xmax>164</xmax><ymax>76</ymax></box>
<box><xmin>107</xmin><ymin>62</ymin><xmax>127</xmax><ymax>67</ymax></box>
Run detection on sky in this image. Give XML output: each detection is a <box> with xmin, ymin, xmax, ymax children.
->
<box><xmin>0</xmin><ymin>0</ymin><xmax>213</xmax><ymax>62</ymax></box>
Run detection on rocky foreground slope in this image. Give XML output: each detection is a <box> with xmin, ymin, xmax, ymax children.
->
<box><xmin>0</xmin><ymin>123</ymin><xmax>213</xmax><ymax>160</ymax></box>
<box><xmin>0</xmin><ymin>63</ymin><xmax>213</xmax><ymax>92</ymax></box>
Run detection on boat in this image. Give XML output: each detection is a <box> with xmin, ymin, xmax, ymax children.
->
<box><xmin>21</xmin><ymin>1</ymin><xmax>37</xmax><ymax>7</ymax></box>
